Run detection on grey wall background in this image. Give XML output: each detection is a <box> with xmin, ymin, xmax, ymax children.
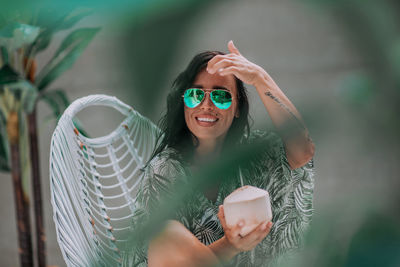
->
<box><xmin>1</xmin><ymin>0</ymin><xmax>398</xmax><ymax>266</ymax></box>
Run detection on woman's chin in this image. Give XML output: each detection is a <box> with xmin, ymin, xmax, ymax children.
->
<box><xmin>193</xmin><ymin>131</ymin><xmax>227</xmax><ymax>142</ymax></box>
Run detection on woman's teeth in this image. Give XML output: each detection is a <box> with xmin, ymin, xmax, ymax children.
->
<box><xmin>197</xmin><ymin>117</ymin><xmax>217</xmax><ymax>122</ymax></box>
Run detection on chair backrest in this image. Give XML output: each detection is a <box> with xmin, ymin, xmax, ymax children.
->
<box><xmin>49</xmin><ymin>95</ymin><xmax>160</xmax><ymax>266</ymax></box>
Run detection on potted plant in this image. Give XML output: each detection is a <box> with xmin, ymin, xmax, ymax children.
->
<box><xmin>0</xmin><ymin>7</ymin><xmax>99</xmax><ymax>267</ymax></box>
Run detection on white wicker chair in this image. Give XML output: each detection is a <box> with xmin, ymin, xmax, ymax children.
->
<box><xmin>49</xmin><ymin>95</ymin><xmax>160</xmax><ymax>266</ymax></box>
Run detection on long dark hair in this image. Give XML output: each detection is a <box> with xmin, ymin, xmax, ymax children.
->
<box><xmin>152</xmin><ymin>50</ymin><xmax>250</xmax><ymax>162</ymax></box>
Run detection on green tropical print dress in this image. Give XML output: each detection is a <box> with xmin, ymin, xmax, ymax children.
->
<box><xmin>126</xmin><ymin>130</ymin><xmax>314</xmax><ymax>267</ymax></box>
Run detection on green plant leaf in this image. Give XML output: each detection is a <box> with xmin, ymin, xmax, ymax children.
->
<box><xmin>57</xmin><ymin>9</ymin><xmax>94</xmax><ymax>31</ymax></box>
<box><xmin>0</xmin><ymin>110</ymin><xmax>10</xmax><ymax>172</ymax></box>
<box><xmin>36</xmin><ymin>27</ymin><xmax>100</xmax><ymax>91</ymax></box>
<box><xmin>1</xmin><ymin>46</ymin><xmax>8</xmax><ymax>65</ymax></box>
<box><xmin>0</xmin><ymin>22</ymin><xmax>40</xmax><ymax>51</ymax></box>
<box><xmin>0</xmin><ymin>58</ymin><xmax>38</xmax><ymax>113</ymax></box>
<box><xmin>29</xmin><ymin>29</ymin><xmax>53</xmax><ymax>54</ymax></box>
<box><xmin>39</xmin><ymin>89</ymin><xmax>89</xmax><ymax>136</ymax></box>
<box><xmin>18</xmin><ymin>109</ymin><xmax>30</xmax><ymax>199</ymax></box>
<box><xmin>0</xmin><ymin>3</ymin><xmax>35</xmax><ymax>28</ymax></box>
<box><xmin>0</xmin><ymin>65</ymin><xmax>37</xmax><ymax>113</ymax></box>
<box><xmin>53</xmin><ymin>27</ymin><xmax>99</xmax><ymax>60</ymax></box>
<box><xmin>27</xmin><ymin>8</ymin><xmax>74</xmax><ymax>55</ymax></box>
<box><xmin>31</xmin><ymin>8</ymin><xmax>93</xmax><ymax>55</ymax></box>
<box><xmin>0</xmin><ymin>64</ymin><xmax>20</xmax><ymax>85</ymax></box>
<box><xmin>40</xmin><ymin>89</ymin><xmax>70</xmax><ymax>119</ymax></box>
<box><xmin>2</xmin><ymin>80</ymin><xmax>38</xmax><ymax>113</ymax></box>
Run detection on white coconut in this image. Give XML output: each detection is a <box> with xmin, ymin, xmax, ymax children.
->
<box><xmin>223</xmin><ymin>185</ymin><xmax>272</xmax><ymax>237</ymax></box>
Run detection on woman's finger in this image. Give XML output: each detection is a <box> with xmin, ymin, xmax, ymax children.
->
<box><xmin>207</xmin><ymin>54</ymin><xmax>231</xmax><ymax>71</ymax></box>
<box><xmin>254</xmin><ymin>221</ymin><xmax>273</xmax><ymax>243</ymax></box>
<box><xmin>220</xmin><ymin>65</ymin><xmax>260</xmax><ymax>86</ymax></box>
<box><xmin>239</xmin><ymin>221</ymin><xmax>266</xmax><ymax>244</ymax></box>
<box><xmin>228</xmin><ymin>40</ymin><xmax>241</xmax><ymax>56</ymax></box>
<box><xmin>209</xmin><ymin>59</ymin><xmax>237</xmax><ymax>74</ymax></box>
<box><xmin>219</xmin><ymin>66</ymin><xmax>247</xmax><ymax>81</ymax></box>
<box><xmin>230</xmin><ymin>219</ymin><xmax>245</xmax><ymax>238</ymax></box>
<box><xmin>207</xmin><ymin>53</ymin><xmax>240</xmax><ymax>72</ymax></box>
<box><xmin>240</xmin><ymin>221</ymin><xmax>273</xmax><ymax>245</ymax></box>
<box><xmin>219</xmin><ymin>206</ymin><xmax>242</xmax><ymax>236</ymax></box>
<box><xmin>218</xmin><ymin>205</ymin><xmax>228</xmax><ymax>230</ymax></box>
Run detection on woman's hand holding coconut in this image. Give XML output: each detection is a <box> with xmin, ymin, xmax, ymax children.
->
<box><xmin>216</xmin><ymin>205</ymin><xmax>273</xmax><ymax>253</ymax></box>
<box><xmin>209</xmin><ymin>185</ymin><xmax>274</xmax><ymax>262</ymax></box>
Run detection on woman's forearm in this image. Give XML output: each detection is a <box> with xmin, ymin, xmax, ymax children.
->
<box><xmin>208</xmin><ymin>236</ymin><xmax>241</xmax><ymax>263</ymax></box>
<box><xmin>254</xmin><ymin>71</ymin><xmax>315</xmax><ymax>169</ymax></box>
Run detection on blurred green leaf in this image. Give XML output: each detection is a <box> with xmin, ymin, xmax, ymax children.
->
<box><xmin>0</xmin><ymin>64</ymin><xmax>20</xmax><ymax>84</ymax></box>
<box><xmin>0</xmin><ymin>65</ymin><xmax>39</xmax><ymax>113</ymax></box>
<box><xmin>280</xmin><ymin>207</ymin><xmax>400</xmax><ymax>267</ymax></box>
<box><xmin>31</xmin><ymin>8</ymin><xmax>94</xmax><ymax>55</ymax></box>
<box><xmin>34</xmin><ymin>6</ymin><xmax>77</xmax><ymax>30</ymax></box>
<box><xmin>0</xmin><ymin>1</ymin><xmax>35</xmax><ymax>27</ymax></box>
<box><xmin>123</xmin><ymin>7</ymin><xmax>197</xmax><ymax>115</ymax></box>
<box><xmin>36</xmin><ymin>27</ymin><xmax>100</xmax><ymax>91</ymax></box>
<box><xmin>5</xmin><ymin>80</ymin><xmax>38</xmax><ymax>113</ymax></box>
<box><xmin>0</xmin><ymin>111</ymin><xmax>10</xmax><ymax>171</ymax></box>
<box><xmin>0</xmin><ymin>64</ymin><xmax>38</xmax><ymax>113</ymax></box>
<box><xmin>18</xmin><ymin>109</ymin><xmax>30</xmax><ymax>198</ymax></box>
<box><xmin>30</xmin><ymin>30</ymin><xmax>52</xmax><ymax>54</ymax></box>
<box><xmin>1</xmin><ymin>46</ymin><xmax>8</xmax><ymax>65</ymax></box>
<box><xmin>345</xmin><ymin>212</ymin><xmax>400</xmax><ymax>267</ymax></box>
<box><xmin>53</xmin><ymin>27</ymin><xmax>99</xmax><ymax>59</ymax></box>
<box><xmin>40</xmin><ymin>89</ymin><xmax>70</xmax><ymax>119</ymax></box>
<box><xmin>338</xmin><ymin>74</ymin><xmax>375</xmax><ymax>106</ymax></box>
<box><xmin>389</xmin><ymin>38</ymin><xmax>400</xmax><ymax>79</ymax></box>
<box><xmin>57</xmin><ymin>9</ymin><xmax>94</xmax><ymax>31</ymax></box>
<box><xmin>0</xmin><ymin>22</ymin><xmax>40</xmax><ymax>51</ymax></box>
<box><xmin>40</xmin><ymin>89</ymin><xmax>89</xmax><ymax>136</ymax></box>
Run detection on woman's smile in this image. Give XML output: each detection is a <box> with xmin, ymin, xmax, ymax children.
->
<box><xmin>195</xmin><ymin>113</ymin><xmax>219</xmax><ymax>126</ymax></box>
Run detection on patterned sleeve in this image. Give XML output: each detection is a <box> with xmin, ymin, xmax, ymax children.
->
<box><xmin>124</xmin><ymin>148</ymin><xmax>188</xmax><ymax>266</ymax></box>
<box><xmin>240</xmin><ymin>130</ymin><xmax>315</xmax><ymax>267</ymax></box>
<box><xmin>137</xmin><ymin>149</ymin><xmax>187</xmax><ymax>212</ymax></box>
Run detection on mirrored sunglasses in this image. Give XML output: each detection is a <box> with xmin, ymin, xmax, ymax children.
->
<box><xmin>182</xmin><ymin>88</ymin><xmax>232</xmax><ymax>110</ymax></box>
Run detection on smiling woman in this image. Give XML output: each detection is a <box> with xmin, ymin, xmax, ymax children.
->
<box><xmin>128</xmin><ymin>41</ymin><xmax>315</xmax><ymax>267</ymax></box>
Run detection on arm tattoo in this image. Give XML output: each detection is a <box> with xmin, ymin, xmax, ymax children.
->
<box><xmin>265</xmin><ymin>91</ymin><xmax>312</xmax><ymax>142</ymax></box>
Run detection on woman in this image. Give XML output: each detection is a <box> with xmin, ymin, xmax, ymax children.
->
<box><xmin>131</xmin><ymin>40</ymin><xmax>315</xmax><ymax>267</ymax></box>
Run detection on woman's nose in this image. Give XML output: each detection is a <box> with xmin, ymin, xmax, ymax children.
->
<box><xmin>200</xmin><ymin>93</ymin><xmax>214</xmax><ymax>109</ymax></box>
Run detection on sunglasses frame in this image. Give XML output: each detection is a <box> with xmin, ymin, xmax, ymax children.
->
<box><xmin>182</xmin><ymin>88</ymin><xmax>233</xmax><ymax>110</ymax></box>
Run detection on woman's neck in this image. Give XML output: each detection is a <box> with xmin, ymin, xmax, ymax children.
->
<box><xmin>193</xmin><ymin>137</ymin><xmax>224</xmax><ymax>165</ymax></box>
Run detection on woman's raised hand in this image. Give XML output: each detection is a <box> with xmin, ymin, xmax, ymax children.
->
<box><xmin>217</xmin><ymin>205</ymin><xmax>273</xmax><ymax>252</ymax></box>
<box><xmin>207</xmin><ymin>40</ymin><xmax>269</xmax><ymax>87</ymax></box>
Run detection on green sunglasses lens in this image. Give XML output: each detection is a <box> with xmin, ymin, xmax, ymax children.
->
<box><xmin>184</xmin><ymin>88</ymin><xmax>204</xmax><ymax>108</ymax></box>
<box><xmin>211</xmin><ymin>90</ymin><xmax>232</xmax><ymax>109</ymax></box>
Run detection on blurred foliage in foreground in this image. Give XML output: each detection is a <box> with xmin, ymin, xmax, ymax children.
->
<box><xmin>3</xmin><ymin>0</ymin><xmax>400</xmax><ymax>266</ymax></box>
<box><xmin>305</xmin><ymin>0</ymin><xmax>400</xmax><ymax>140</ymax></box>
<box><xmin>124</xmin><ymin>0</ymin><xmax>400</xmax><ymax>266</ymax></box>
<box><xmin>292</xmin><ymin>0</ymin><xmax>400</xmax><ymax>266</ymax></box>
